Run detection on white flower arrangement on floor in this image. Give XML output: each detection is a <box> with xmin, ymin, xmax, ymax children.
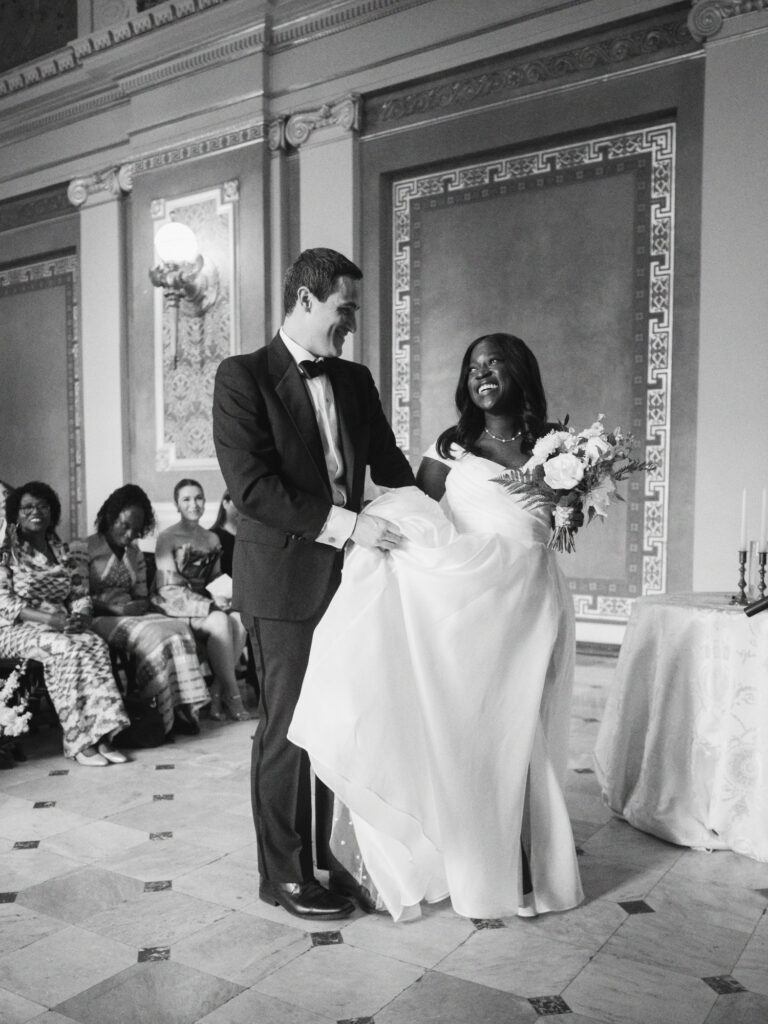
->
<box><xmin>0</xmin><ymin>662</ymin><xmax>32</xmax><ymax>739</ymax></box>
<box><xmin>494</xmin><ymin>415</ymin><xmax>651</xmax><ymax>553</ymax></box>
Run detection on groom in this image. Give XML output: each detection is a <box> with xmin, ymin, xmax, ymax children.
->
<box><xmin>213</xmin><ymin>248</ymin><xmax>415</xmax><ymax>919</ymax></box>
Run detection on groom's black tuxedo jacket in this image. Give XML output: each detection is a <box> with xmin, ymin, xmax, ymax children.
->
<box><xmin>213</xmin><ymin>334</ymin><xmax>415</xmax><ymax>621</ymax></box>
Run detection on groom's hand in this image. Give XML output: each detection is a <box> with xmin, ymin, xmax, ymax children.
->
<box><xmin>351</xmin><ymin>513</ymin><xmax>403</xmax><ymax>551</ymax></box>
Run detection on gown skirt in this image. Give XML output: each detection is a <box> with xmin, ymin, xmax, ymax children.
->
<box><xmin>289</xmin><ymin>453</ymin><xmax>583</xmax><ymax>922</ymax></box>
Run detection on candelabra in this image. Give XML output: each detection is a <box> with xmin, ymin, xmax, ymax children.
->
<box><xmin>734</xmin><ymin>549</ymin><xmax>748</xmax><ymax>606</ymax></box>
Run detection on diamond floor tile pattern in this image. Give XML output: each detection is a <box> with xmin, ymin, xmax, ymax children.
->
<box><xmin>0</xmin><ymin>659</ymin><xmax>764</xmax><ymax>1023</ymax></box>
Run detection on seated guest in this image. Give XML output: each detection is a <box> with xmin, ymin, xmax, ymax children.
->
<box><xmin>0</xmin><ymin>479</ymin><xmax>12</xmax><ymax>544</ymax></box>
<box><xmin>72</xmin><ymin>484</ymin><xmax>208</xmax><ymax>737</ymax></box>
<box><xmin>0</xmin><ymin>481</ymin><xmax>130</xmax><ymax>767</ymax></box>
<box><xmin>153</xmin><ymin>479</ymin><xmax>250</xmax><ymax>721</ymax></box>
<box><xmin>211</xmin><ymin>490</ymin><xmax>238</xmax><ymax>577</ymax></box>
<box><xmin>211</xmin><ymin>490</ymin><xmax>260</xmax><ymax>705</ymax></box>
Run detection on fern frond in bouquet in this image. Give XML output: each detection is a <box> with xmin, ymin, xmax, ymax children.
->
<box><xmin>493</xmin><ymin>415</ymin><xmax>652</xmax><ymax>552</ymax></box>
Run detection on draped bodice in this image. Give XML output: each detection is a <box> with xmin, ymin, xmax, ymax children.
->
<box><xmin>432</xmin><ymin>446</ymin><xmax>551</xmax><ymax>547</ymax></box>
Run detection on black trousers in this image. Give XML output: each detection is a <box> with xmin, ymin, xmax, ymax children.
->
<box><xmin>246</xmin><ymin>567</ymin><xmax>341</xmax><ymax>883</ymax></box>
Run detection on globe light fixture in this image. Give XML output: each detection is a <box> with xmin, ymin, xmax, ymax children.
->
<box><xmin>149</xmin><ymin>220</ymin><xmax>219</xmax><ymax>368</ymax></box>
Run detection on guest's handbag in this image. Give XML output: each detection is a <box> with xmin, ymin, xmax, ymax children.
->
<box><xmin>114</xmin><ymin>695</ymin><xmax>166</xmax><ymax>748</ymax></box>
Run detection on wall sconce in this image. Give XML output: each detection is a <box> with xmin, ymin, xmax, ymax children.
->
<box><xmin>149</xmin><ymin>221</ymin><xmax>219</xmax><ymax>368</ymax></box>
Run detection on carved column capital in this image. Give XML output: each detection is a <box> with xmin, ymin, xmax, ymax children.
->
<box><xmin>688</xmin><ymin>0</ymin><xmax>768</xmax><ymax>41</ymax></box>
<box><xmin>285</xmin><ymin>94</ymin><xmax>361</xmax><ymax>149</ymax></box>
<box><xmin>267</xmin><ymin>116</ymin><xmax>287</xmax><ymax>152</ymax></box>
<box><xmin>67</xmin><ymin>165</ymin><xmax>133</xmax><ymax>208</ymax></box>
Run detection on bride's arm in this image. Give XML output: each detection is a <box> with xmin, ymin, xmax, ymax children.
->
<box><xmin>416</xmin><ymin>457</ymin><xmax>450</xmax><ymax>502</ymax></box>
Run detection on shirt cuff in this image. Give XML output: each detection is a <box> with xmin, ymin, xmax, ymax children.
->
<box><xmin>315</xmin><ymin>506</ymin><xmax>357</xmax><ymax>549</ymax></box>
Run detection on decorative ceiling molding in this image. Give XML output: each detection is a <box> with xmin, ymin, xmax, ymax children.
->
<box><xmin>270</xmin><ymin>0</ymin><xmax>433</xmax><ymax>51</ymax></box>
<box><xmin>285</xmin><ymin>94</ymin><xmax>361</xmax><ymax>148</ymax></box>
<box><xmin>67</xmin><ymin>165</ymin><xmax>133</xmax><ymax>208</ymax></box>
<box><xmin>129</xmin><ymin>121</ymin><xmax>266</xmax><ymax>175</ymax></box>
<box><xmin>365</xmin><ymin>13</ymin><xmax>696</xmax><ymax>133</ymax></box>
<box><xmin>0</xmin><ymin>0</ymin><xmax>234</xmax><ymax>98</ymax></box>
<box><xmin>0</xmin><ymin>88</ymin><xmax>125</xmax><ymax>146</ymax></box>
<box><xmin>0</xmin><ymin>0</ymin><xmax>432</xmax><ymax>101</ymax></box>
<box><xmin>688</xmin><ymin>0</ymin><xmax>768</xmax><ymax>40</ymax></box>
<box><xmin>118</xmin><ymin>25</ymin><xmax>267</xmax><ymax>95</ymax></box>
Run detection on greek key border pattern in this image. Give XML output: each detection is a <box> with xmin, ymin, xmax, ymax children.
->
<box><xmin>391</xmin><ymin>123</ymin><xmax>675</xmax><ymax>621</ymax></box>
<box><xmin>0</xmin><ymin>254</ymin><xmax>84</xmax><ymax>534</ymax></box>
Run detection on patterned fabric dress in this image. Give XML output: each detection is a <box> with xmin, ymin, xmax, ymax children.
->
<box><xmin>72</xmin><ymin>534</ymin><xmax>209</xmax><ymax>733</ymax></box>
<box><xmin>0</xmin><ymin>525</ymin><xmax>129</xmax><ymax>758</ymax></box>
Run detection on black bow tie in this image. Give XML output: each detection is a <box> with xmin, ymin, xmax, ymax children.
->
<box><xmin>298</xmin><ymin>358</ymin><xmax>329</xmax><ymax>379</ymax></box>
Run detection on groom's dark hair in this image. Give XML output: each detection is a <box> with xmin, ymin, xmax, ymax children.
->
<box><xmin>437</xmin><ymin>333</ymin><xmax>548</xmax><ymax>459</ymax></box>
<box><xmin>283</xmin><ymin>248</ymin><xmax>362</xmax><ymax>314</ymax></box>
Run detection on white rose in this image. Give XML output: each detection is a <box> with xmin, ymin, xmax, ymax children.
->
<box><xmin>584</xmin><ymin>477</ymin><xmax>616</xmax><ymax>517</ymax></box>
<box><xmin>582</xmin><ymin>435</ymin><xmax>612</xmax><ymax>465</ymax></box>
<box><xmin>543</xmin><ymin>453</ymin><xmax>585</xmax><ymax>490</ymax></box>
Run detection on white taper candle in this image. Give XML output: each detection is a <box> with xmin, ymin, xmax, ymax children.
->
<box><xmin>740</xmin><ymin>488</ymin><xmax>747</xmax><ymax>551</ymax></box>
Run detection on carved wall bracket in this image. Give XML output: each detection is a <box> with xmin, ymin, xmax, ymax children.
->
<box><xmin>67</xmin><ymin>164</ymin><xmax>134</xmax><ymax>208</ymax></box>
<box><xmin>267</xmin><ymin>117</ymin><xmax>287</xmax><ymax>152</ymax></box>
<box><xmin>688</xmin><ymin>0</ymin><xmax>768</xmax><ymax>40</ymax></box>
<box><xmin>285</xmin><ymin>94</ymin><xmax>361</xmax><ymax>148</ymax></box>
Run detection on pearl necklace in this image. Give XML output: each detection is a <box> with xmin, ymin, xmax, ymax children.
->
<box><xmin>484</xmin><ymin>426</ymin><xmax>521</xmax><ymax>444</ymax></box>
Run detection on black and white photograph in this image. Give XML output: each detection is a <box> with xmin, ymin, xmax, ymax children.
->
<box><xmin>0</xmin><ymin>1</ymin><xmax>767</xmax><ymax>1022</ymax></box>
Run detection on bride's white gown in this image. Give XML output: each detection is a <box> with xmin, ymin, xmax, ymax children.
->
<box><xmin>288</xmin><ymin>447</ymin><xmax>583</xmax><ymax>921</ymax></box>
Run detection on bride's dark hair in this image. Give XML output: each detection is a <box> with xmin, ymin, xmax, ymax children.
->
<box><xmin>436</xmin><ymin>333</ymin><xmax>548</xmax><ymax>459</ymax></box>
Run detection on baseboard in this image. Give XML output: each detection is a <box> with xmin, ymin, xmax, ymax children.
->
<box><xmin>576</xmin><ymin>641</ymin><xmax>621</xmax><ymax>659</ymax></box>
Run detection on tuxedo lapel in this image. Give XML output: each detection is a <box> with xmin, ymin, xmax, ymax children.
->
<box><xmin>269</xmin><ymin>336</ymin><xmax>330</xmax><ymax>495</ymax></box>
<box><xmin>328</xmin><ymin>363</ymin><xmax>358</xmax><ymax>502</ymax></box>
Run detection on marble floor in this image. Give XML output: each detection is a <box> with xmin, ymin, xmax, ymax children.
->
<box><xmin>1</xmin><ymin>655</ymin><xmax>767</xmax><ymax>1024</ymax></box>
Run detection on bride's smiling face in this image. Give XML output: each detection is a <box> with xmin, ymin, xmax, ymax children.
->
<box><xmin>466</xmin><ymin>339</ymin><xmax>519</xmax><ymax>413</ymax></box>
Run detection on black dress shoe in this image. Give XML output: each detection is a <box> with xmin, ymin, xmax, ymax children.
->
<box><xmin>259</xmin><ymin>878</ymin><xmax>354</xmax><ymax>920</ymax></box>
<box><xmin>329</xmin><ymin>872</ymin><xmax>378</xmax><ymax>914</ymax></box>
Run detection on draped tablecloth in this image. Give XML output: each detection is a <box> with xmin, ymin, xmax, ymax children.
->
<box><xmin>594</xmin><ymin>593</ymin><xmax>768</xmax><ymax>862</ymax></box>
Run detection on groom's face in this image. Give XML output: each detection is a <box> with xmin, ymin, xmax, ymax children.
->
<box><xmin>303</xmin><ymin>275</ymin><xmax>360</xmax><ymax>358</ymax></box>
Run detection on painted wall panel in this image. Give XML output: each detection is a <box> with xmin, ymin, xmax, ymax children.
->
<box><xmin>361</xmin><ymin>56</ymin><xmax>703</xmax><ymax>621</ymax></box>
<box><xmin>128</xmin><ymin>142</ymin><xmax>267</xmax><ymax>509</ymax></box>
<box><xmin>0</xmin><ymin>252</ymin><xmax>84</xmax><ymax>540</ymax></box>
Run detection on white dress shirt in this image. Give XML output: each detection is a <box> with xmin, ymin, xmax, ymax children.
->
<box><xmin>280</xmin><ymin>329</ymin><xmax>357</xmax><ymax>549</ymax></box>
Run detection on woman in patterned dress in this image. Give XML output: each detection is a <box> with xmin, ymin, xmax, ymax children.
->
<box><xmin>0</xmin><ymin>481</ymin><xmax>130</xmax><ymax>767</ymax></box>
<box><xmin>153</xmin><ymin>479</ymin><xmax>249</xmax><ymax>721</ymax></box>
<box><xmin>0</xmin><ymin>479</ymin><xmax>12</xmax><ymax>545</ymax></box>
<box><xmin>72</xmin><ymin>485</ymin><xmax>209</xmax><ymax>737</ymax></box>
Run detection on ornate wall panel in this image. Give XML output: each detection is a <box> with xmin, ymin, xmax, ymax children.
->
<box><xmin>0</xmin><ymin>251</ymin><xmax>84</xmax><ymax>537</ymax></box>
<box><xmin>390</xmin><ymin>123</ymin><xmax>676</xmax><ymax>622</ymax></box>
<box><xmin>151</xmin><ymin>181</ymin><xmax>238</xmax><ymax>472</ymax></box>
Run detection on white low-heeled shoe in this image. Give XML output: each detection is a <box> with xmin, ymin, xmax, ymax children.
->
<box><xmin>518</xmin><ymin>891</ymin><xmax>538</xmax><ymax>917</ymax></box>
<box><xmin>74</xmin><ymin>749</ymin><xmax>109</xmax><ymax>767</ymax></box>
<box><xmin>96</xmin><ymin>742</ymin><xmax>129</xmax><ymax>764</ymax></box>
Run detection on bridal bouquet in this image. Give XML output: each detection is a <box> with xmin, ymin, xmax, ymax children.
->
<box><xmin>494</xmin><ymin>415</ymin><xmax>650</xmax><ymax>553</ymax></box>
<box><xmin>0</xmin><ymin>662</ymin><xmax>32</xmax><ymax>739</ymax></box>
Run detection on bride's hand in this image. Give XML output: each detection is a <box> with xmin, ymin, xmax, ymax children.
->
<box><xmin>351</xmin><ymin>513</ymin><xmax>403</xmax><ymax>552</ymax></box>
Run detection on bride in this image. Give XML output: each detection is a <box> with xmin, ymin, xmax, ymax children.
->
<box><xmin>288</xmin><ymin>333</ymin><xmax>583</xmax><ymax>921</ymax></box>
